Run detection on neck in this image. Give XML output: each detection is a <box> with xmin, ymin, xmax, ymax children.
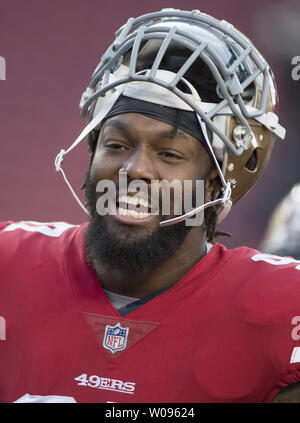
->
<box><xmin>91</xmin><ymin>227</ymin><xmax>207</xmax><ymax>298</ymax></box>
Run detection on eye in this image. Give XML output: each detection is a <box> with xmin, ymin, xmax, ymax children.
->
<box><xmin>104</xmin><ymin>141</ymin><xmax>129</xmax><ymax>151</ymax></box>
<box><xmin>159</xmin><ymin>151</ymin><xmax>184</xmax><ymax>160</ymax></box>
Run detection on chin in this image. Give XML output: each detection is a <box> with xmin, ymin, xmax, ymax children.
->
<box><xmin>84</xmin><ymin>211</ymin><xmax>192</xmax><ymax>273</ymax></box>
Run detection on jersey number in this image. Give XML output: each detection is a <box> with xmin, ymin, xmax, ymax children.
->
<box><xmin>3</xmin><ymin>221</ymin><xmax>77</xmax><ymax>238</ymax></box>
<box><xmin>252</xmin><ymin>253</ymin><xmax>300</xmax><ymax>271</ymax></box>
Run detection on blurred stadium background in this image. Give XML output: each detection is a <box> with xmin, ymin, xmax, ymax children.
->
<box><xmin>0</xmin><ymin>0</ymin><xmax>299</xmax><ymax>250</ymax></box>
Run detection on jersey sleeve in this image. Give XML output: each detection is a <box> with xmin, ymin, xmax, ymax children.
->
<box><xmin>235</xmin><ymin>251</ymin><xmax>300</xmax><ymax>401</ymax></box>
<box><xmin>0</xmin><ymin>221</ymin><xmax>22</xmax><ymax>276</ymax></box>
<box><xmin>0</xmin><ymin>220</ymin><xmax>79</xmax><ymax>277</ymax></box>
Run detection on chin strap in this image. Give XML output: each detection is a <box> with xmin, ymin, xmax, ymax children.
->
<box><xmin>54</xmin><ymin>149</ymin><xmax>90</xmax><ymax>216</ymax></box>
<box><xmin>160</xmin><ymin>113</ymin><xmax>232</xmax><ymax>227</ymax></box>
<box><xmin>160</xmin><ymin>183</ymin><xmax>232</xmax><ymax>227</ymax></box>
<box><xmin>54</xmin><ymin>89</ymin><xmax>124</xmax><ymax>217</ymax></box>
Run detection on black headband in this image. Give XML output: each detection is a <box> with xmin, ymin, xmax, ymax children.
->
<box><xmin>103</xmin><ymin>95</ymin><xmax>206</xmax><ymax>145</ymax></box>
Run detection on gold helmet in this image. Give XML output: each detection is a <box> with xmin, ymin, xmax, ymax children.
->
<box><xmin>56</xmin><ymin>9</ymin><xmax>286</xmax><ymax>223</ymax></box>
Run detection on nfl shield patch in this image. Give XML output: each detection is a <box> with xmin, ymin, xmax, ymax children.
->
<box><xmin>103</xmin><ymin>323</ymin><xmax>129</xmax><ymax>353</ymax></box>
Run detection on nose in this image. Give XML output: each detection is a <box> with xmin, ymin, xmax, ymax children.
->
<box><xmin>121</xmin><ymin>147</ymin><xmax>157</xmax><ymax>182</ymax></box>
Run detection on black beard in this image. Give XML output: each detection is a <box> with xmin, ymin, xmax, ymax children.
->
<box><xmin>83</xmin><ymin>172</ymin><xmax>192</xmax><ymax>273</ymax></box>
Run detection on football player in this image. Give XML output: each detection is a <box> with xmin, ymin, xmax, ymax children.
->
<box><xmin>1</xmin><ymin>9</ymin><xmax>300</xmax><ymax>403</ymax></box>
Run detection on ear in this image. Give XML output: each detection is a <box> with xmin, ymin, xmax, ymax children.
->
<box><xmin>205</xmin><ymin>168</ymin><xmax>220</xmax><ymax>202</ymax></box>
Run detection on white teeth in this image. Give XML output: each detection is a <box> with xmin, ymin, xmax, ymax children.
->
<box><xmin>118</xmin><ymin>195</ymin><xmax>149</xmax><ymax>208</ymax></box>
<box><xmin>118</xmin><ymin>208</ymin><xmax>151</xmax><ymax>219</ymax></box>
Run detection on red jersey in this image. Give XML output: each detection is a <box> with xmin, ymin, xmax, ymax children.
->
<box><xmin>1</xmin><ymin>220</ymin><xmax>300</xmax><ymax>403</ymax></box>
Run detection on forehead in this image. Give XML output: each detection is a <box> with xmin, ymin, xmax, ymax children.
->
<box><xmin>101</xmin><ymin>112</ymin><xmax>202</xmax><ymax>147</ymax></box>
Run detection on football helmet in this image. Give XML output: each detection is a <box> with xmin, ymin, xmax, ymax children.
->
<box><xmin>55</xmin><ymin>9</ymin><xmax>286</xmax><ymax>224</ymax></box>
<box><xmin>260</xmin><ymin>183</ymin><xmax>300</xmax><ymax>259</ymax></box>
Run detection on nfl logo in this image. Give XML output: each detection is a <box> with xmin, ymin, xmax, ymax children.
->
<box><xmin>103</xmin><ymin>323</ymin><xmax>129</xmax><ymax>353</ymax></box>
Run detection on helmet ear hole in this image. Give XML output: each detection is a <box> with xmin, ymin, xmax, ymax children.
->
<box><xmin>245</xmin><ymin>149</ymin><xmax>257</xmax><ymax>172</ymax></box>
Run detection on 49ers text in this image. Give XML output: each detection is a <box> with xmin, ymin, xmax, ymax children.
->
<box><xmin>74</xmin><ymin>373</ymin><xmax>136</xmax><ymax>394</ymax></box>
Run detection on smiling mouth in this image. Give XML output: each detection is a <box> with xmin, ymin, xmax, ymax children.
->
<box><xmin>118</xmin><ymin>208</ymin><xmax>151</xmax><ymax>219</ymax></box>
<box><xmin>111</xmin><ymin>194</ymin><xmax>159</xmax><ymax>223</ymax></box>
<box><xmin>117</xmin><ymin>195</ymin><xmax>156</xmax><ymax>219</ymax></box>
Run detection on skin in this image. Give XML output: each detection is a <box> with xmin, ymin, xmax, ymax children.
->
<box><xmin>89</xmin><ymin>112</ymin><xmax>218</xmax><ymax>299</ymax></box>
<box><xmin>270</xmin><ymin>382</ymin><xmax>300</xmax><ymax>402</ymax></box>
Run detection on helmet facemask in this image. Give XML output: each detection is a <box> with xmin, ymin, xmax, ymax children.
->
<box><xmin>55</xmin><ymin>9</ymin><xmax>286</xmax><ymax>226</ymax></box>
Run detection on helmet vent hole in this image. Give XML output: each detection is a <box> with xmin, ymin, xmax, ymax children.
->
<box><xmin>245</xmin><ymin>149</ymin><xmax>257</xmax><ymax>172</ymax></box>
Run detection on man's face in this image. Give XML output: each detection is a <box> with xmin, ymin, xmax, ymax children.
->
<box><xmin>84</xmin><ymin>112</ymin><xmax>214</xmax><ymax>272</ymax></box>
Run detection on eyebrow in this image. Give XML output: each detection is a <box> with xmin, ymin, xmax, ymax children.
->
<box><xmin>102</xmin><ymin>118</ymin><xmax>190</xmax><ymax>141</ymax></box>
<box><xmin>103</xmin><ymin>119</ymin><xmax>128</xmax><ymax>133</ymax></box>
